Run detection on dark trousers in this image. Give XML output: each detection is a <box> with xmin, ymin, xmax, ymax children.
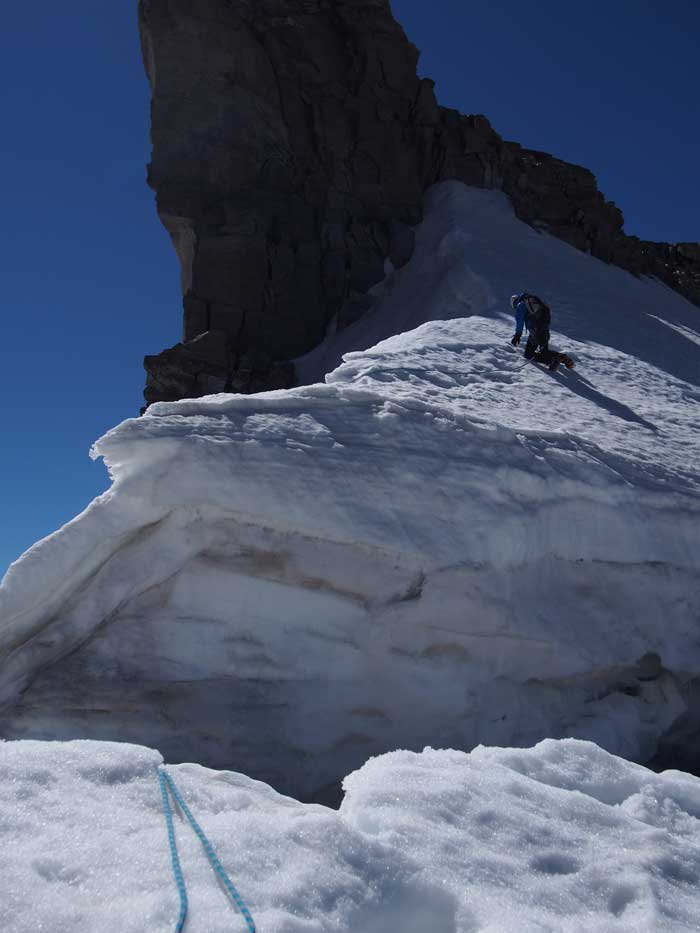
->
<box><xmin>524</xmin><ymin>327</ymin><xmax>557</xmax><ymax>366</ymax></box>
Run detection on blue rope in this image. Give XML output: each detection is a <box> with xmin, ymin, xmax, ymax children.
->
<box><xmin>158</xmin><ymin>767</ymin><xmax>256</xmax><ymax>933</ymax></box>
<box><xmin>158</xmin><ymin>769</ymin><xmax>188</xmax><ymax>933</ymax></box>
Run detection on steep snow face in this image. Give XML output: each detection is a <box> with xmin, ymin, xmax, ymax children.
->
<box><xmin>1</xmin><ymin>183</ymin><xmax>699</xmax><ymax>798</ymax></box>
<box><xmin>3</xmin><ymin>738</ymin><xmax>700</xmax><ymax>932</ymax></box>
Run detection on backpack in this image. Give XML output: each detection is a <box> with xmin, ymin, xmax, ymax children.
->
<box><xmin>522</xmin><ymin>294</ymin><xmax>551</xmax><ymax>330</ymax></box>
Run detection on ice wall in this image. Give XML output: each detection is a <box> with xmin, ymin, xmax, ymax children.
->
<box><xmin>1</xmin><ymin>183</ymin><xmax>699</xmax><ymax>800</ymax></box>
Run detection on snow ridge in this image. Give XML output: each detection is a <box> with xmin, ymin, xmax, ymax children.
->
<box><xmin>1</xmin><ymin>182</ymin><xmax>699</xmax><ymax>797</ymax></box>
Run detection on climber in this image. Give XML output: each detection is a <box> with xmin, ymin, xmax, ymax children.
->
<box><xmin>510</xmin><ymin>293</ymin><xmax>573</xmax><ymax>371</ymax></box>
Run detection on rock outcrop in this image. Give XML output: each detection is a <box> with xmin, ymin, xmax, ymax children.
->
<box><xmin>501</xmin><ymin>144</ymin><xmax>700</xmax><ymax>305</ymax></box>
<box><xmin>138</xmin><ymin>0</ymin><xmax>699</xmax><ymax>405</ymax></box>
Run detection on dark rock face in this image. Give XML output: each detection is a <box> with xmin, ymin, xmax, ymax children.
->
<box><xmin>501</xmin><ymin>145</ymin><xmax>700</xmax><ymax>306</ymax></box>
<box><xmin>138</xmin><ymin>0</ymin><xmax>699</xmax><ymax>404</ymax></box>
<box><xmin>143</xmin><ymin>331</ymin><xmax>295</xmax><ymax>404</ymax></box>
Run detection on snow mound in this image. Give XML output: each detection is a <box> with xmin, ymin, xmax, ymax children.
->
<box><xmin>1</xmin><ymin>182</ymin><xmax>699</xmax><ymax>796</ymax></box>
<box><xmin>2</xmin><ymin>737</ymin><xmax>700</xmax><ymax>932</ymax></box>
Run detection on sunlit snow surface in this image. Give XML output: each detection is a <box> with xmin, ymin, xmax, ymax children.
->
<box><xmin>1</xmin><ymin>182</ymin><xmax>699</xmax><ymax>797</ymax></box>
<box><xmin>3</xmin><ymin>738</ymin><xmax>700</xmax><ymax>932</ymax></box>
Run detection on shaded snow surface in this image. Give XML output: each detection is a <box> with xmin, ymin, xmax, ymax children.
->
<box><xmin>3</xmin><ymin>738</ymin><xmax>700</xmax><ymax>932</ymax></box>
<box><xmin>1</xmin><ymin>182</ymin><xmax>699</xmax><ymax>797</ymax></box>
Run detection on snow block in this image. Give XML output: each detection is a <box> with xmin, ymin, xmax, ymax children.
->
<box><xmin>1</xmin><ymin>183</ymin><xmax>700</xmax><ymax>799</ymax></box>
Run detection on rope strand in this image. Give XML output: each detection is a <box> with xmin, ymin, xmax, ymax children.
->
<box><xmin>159</xmin><ymin>767</ymin><xmax>256</xmax><ymax>933</ymax></box>
<box><xmin>158</xmin><ymin>769</ymin><xmax>188</xmax><ymax>933</ymax></box>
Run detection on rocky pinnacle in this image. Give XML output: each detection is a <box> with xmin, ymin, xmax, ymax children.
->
<box><xmin>138</xmin><ymin>0</ymin><xmax>699</xmax><ymax>405</ymax></box>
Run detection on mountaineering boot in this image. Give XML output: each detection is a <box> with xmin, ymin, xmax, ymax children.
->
<box><xmin>548</xmin><ymin>353</ymin><xmax>574</xmax><ymax>371</ymax></box>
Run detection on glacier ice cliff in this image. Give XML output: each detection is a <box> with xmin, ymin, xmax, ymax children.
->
<box><xmin>1</xmin><ymin>183</ymin><xmax>700</xmax><ymax>800</ymax></box>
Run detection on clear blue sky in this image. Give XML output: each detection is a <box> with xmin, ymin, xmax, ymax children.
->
<box><xmin>1</xmin><ymin>0</ymin><xmax>698</xmax><ymax>576</ymax></box>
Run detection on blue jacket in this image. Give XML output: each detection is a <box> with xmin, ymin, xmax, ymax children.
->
<box><xmin>512</xmin><ymin>294</ymin><xmax>531</xmax><ymax>337</ymax></box>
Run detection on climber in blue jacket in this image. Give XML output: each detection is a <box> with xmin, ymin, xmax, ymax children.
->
<box><xmin>510</xmin><ymin>293</ymin><xmax>573</xmax><ymax>371</ymax></box>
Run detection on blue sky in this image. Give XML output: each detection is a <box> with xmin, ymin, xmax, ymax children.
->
<box><xmin>1</xmin><ymin>0</ymin><xmax>698</xmax><ymax>576</ymax></box>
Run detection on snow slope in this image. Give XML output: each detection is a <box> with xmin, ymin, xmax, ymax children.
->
<box><xmin>1</xmin><ymin>182</ymin><xmax>699</xmax><ymax>798</ymax></box>
<box><xmin>3</xmin><ymin>737</ymin><xmax>700</xmax><ymax>932</ymax></box>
